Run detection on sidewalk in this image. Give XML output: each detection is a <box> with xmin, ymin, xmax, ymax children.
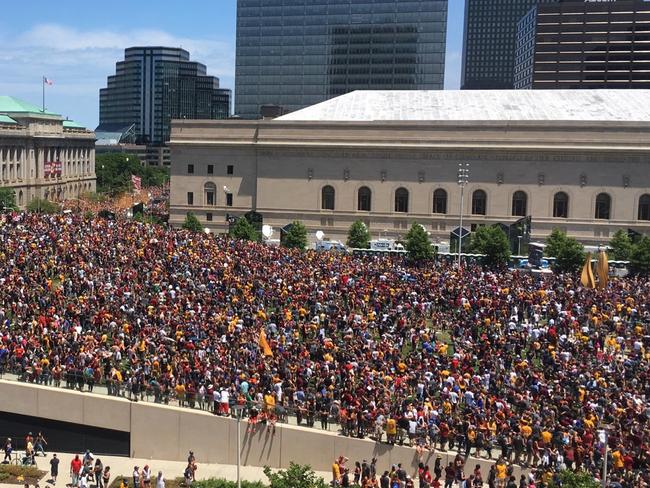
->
<box><xmin>0</xmin><ymin>453</ymin><xmax>331</xmax><ymax>488</ymax></box>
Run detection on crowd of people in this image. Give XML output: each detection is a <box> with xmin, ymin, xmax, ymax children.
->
<box><xmin>59</xmin><ymin>185</ymin><xmax>169</xmax><ymax>220</ymax></box>
<box><xmin>0</xmin><ymin>212</ymin><xmax>648</xmax><ymax>488</ymax></box>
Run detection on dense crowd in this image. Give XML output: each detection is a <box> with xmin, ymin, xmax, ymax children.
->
<box><xmin>60</xmin><ymin>185</ymin><xmax>169</xmax><ymax>219</ymax></box>
<box><xmin>0</xmin><ymin>213</ymin><xmax>648</xmax><ymax>487</ymax></box>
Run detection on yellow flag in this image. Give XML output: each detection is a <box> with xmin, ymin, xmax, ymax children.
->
<box><xmin>596</xmin><ymin>250</ymin><xmax>609</xmax><ymax>289</ymax></box>
<box><xmin>580</xmin><ymin>252</ymin><xmax>596</xmax><ymax>289</ymax></box>
<box><xmin>259</xmin><ymin>329</ymin><xmax>273</xmax><ymax>357</ymax></box>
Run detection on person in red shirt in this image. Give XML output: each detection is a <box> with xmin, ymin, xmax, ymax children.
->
<box><xmin>70</xmin><ymin>454</ymin><xmax>82</xmax><ymax>486</ymax></box>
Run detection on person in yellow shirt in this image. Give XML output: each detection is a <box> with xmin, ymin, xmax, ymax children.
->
<box><xmin>612</xmin><ymin>449</ymin><xmax>624</xmax><ymax>471</ymax></box>
<box><xmin>175</xmin><ymin>382</ymin><xmax>186</xmax><ymax>406</ymax></box>
<box><xmin>541</xmin><ymin>430</ymin><xmax>552</xmax><ymax>446</ymax></box>
<box><xmin>443</xmin><ymin>400</ymin><xmax>452</xmax><ymax>415</ymax></box>
<box><xmin>385</xmin><ymin>418</ymin><xmax>397</xmax><ymax>445</ymax></box>
<box><xmin>264</xmin><ymin>391</ymin><xmax>276</xmax><ymax>414</ymax></box>
<box><xmin>332</xmin><ymin>459</ymin><xmax>341</xmax><ymax>486</ymax></box>
<box><xmin>495</xmin><ymin>459</ymin><xmax>507</xmax><ymax>488</ymax></box>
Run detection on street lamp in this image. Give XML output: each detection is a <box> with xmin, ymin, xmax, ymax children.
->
<box><xmin>232</xmin><ymin>404</ymin><xmax>246</xmax><ymax>488</ymax></box>
<box><xmin>517</xmin><ymin>235</ymin><xmax>523</xmax><ymax>256</ymax></box>
<box><xmin>457</xmin><ymin>163</ymin><xmax>470</xmax><ymax>267</ymax></box>
<box><xmin>598</xmin><ymin>429</ymin><xmax>608</xmax><ymax>488</ymax></box>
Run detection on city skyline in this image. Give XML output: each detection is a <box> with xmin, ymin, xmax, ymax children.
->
<box><xmin>0</xmin><ymin>0</ymin><xmax>465</xmax><ymax>128</ymax></box>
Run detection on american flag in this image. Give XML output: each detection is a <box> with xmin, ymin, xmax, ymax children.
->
<box><xmin>131</xmin><ymin>175</ymin><xmax>142</xmax><ymax>192</ymax></box>
<box><xmin>43</xmin><ymin>77</ymin><xmax>54</xmax><ymax>86</ymax></box>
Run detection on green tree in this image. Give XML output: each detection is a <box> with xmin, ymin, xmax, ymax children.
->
<box><xmin>27</xmin><ymin>198</ymin><xmax>59</xmax><ymax>214</ymax></box>
<box><xmin>95</xmin><ymin>153</ymin><xmax>169</xmax><ymax>195</ymax></box>
<box><xmin>263</xmin><ymin>463</ymin><xmax>329</xmax><ymax>488</ymax></box>
<box><xmin>468</xmin><ymin>225</ymin><xmax>511</xmax><ymax>267</ymax></box>
<box><xmin>549</xmin><ymin>470</ymin><xmax>600</xmax><ymax>488</ymax></box>
<box><xmin>0</xmin><ymin>187</ymin><xmax>17</xmax><ymax>210</ymax></box>
<box><xmin>629</xmin><ymin>236</ymin><xmax>650</xmax><ymax>276</ymax></box>
<box><xmin>608</xmin><ymin>229</ymin><xmax>634</xmax><ymax>261</ymax></box>
<box><xmin>182</xmin><ymin>212</ymin><xmax>203</xmax><ymax>233</ymax></box>
<box><xmin>554</xmin><ymin>236</ymin><xmax>586</xmax><ymax>274</ymax></box>
<box><xmin>545</xmin><ymin>228</ymin><xmax>569</xmax><ymax>257</ymax></box>
<box><xmin>230</xmin><ymin>216</ymin><xmax>260</xmax><ymax>242</ymax></box>
<box><xmin>405</xmin><ymin>222</ymin><xmax>433</xmax><ymax>262</ymax></box>
<box><xmin>282</xmin><ymin>221</ymin><xmax>308</xmax><ymax>250</ymax></box>
<box><xmin>346</xmin><ymin>220</ymin><xmax>370</xmax><ymax>249</ymax></box>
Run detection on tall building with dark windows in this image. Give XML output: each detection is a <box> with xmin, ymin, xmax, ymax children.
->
<box><xmin>462</xmin><ymin>0</ymin><xmax>558</xmax><ymax>90</ymax></box>
<box><xmin>98</xmin><ymin>47</ymin><xmax>231</xmax><ymax>149</ymax></box>
<box><xmin>235</xmin><ymin>0</ymin><xmax>448</xmax><ymax>119</ymax></box>
<box><xmin>514</xmin><ymin>0</ymin><xmax>650</xmax><ymax>90</ymax></box>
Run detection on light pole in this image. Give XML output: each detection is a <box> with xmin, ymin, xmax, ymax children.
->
<box><xmin>517</xmin><ymin>235</ymin><xmax>523</xmax><ymax>256</ymax></box>
<box><xmin>457</xmin><ymin>163</ymin><xmax>470</xmax><ymax>267</ymax></box>
<box><xmin>598</xmin><ymin>429</ymin><xmax>608</xmax><ymax>488</ymax></box>
<box><xmin>232</xmin><ymin>404</ymin><xmax>245</xmax><ymax>488</ymax></box>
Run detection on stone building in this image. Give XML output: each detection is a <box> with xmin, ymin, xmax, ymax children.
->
<box><xmin>0</xmin><ymin>96</ymin><xmax>95</xmax><ymax>208</ymax></box>
<box><xmin>169</xmin><ymin>89</ymin><xmax>650</xmax><ymax>245</ymax></box>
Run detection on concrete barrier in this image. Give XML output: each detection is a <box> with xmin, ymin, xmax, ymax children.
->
<box><xmin>0</xmin><ymin>380</ymin><xmax>523</xmax><ymax>479</ymax></box>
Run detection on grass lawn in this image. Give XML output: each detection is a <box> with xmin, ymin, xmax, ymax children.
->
<box><xmin>0</xmin><ymin>464</ymin><xmax>47</xmax><ymax>485</ymax></box>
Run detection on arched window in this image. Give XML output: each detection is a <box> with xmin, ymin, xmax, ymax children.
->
<box><xmin>357</xmin><ymin>186</ymin><xmax>371</xmax><ymax>211</ymax></box>
<box><xmin>395</xmin><ymin>187</ymin><xmax>409</xmax><ymax>213</ymax></box>
<box><xmin>553</xmin><ymin>192</ymin><xmax>569</xmax><ymax>218</ymax></box>
<box><xmin>595</xmin><ymin>193</ymin><xmax>611</xmax><ymax>220</ymax></box>
<box><xmin>433</xmin><ymin>189</ymin><xmax>447</xmax><ymax>214</ymax></box>
<box><xmin>471</xmin><ymin>190</ymin><xmax>487</xmax><ymax>215</ymax></box>
<box><xmin>512</xmin><ymin>191</ymin><xmax>527</xmax><ymax>217</ymax></box>
<box><xmin>638</xmin><ymin>194</ymin><xmax>650</xmax><ymax>221</ymax></box>
<box><xmin>204</xmin><ymin>182</ymin><xmax>216</xmax><ymax>206</ymax></box>
<box><xmin>322</xmin><ymin>185</ymin><xmax>335</xmax><ymax>210</ymax></box>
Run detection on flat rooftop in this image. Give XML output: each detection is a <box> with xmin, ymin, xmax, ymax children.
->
<box><xmin>276</xmin><ymin>89</ymin><xmax>650</xmax><ymax>123</ymax></box>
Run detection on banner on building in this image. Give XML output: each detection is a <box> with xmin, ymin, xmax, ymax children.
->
<box><xmin>43</xmin><ymin>161</ymin><xmax>62</xmax><ymax>178</ymax></box>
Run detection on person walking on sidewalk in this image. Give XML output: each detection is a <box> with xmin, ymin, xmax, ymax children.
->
<box><xmin>102</xmin><ymin>466</ymin><xmax>111</xmax><ymax>488</ymax></box>
<box><xmin>3</xmin><ymin>438</ymin><xmax>12</xmax><ymax>463</ymax></box>
<box><xmin>49</xmin><ymin>453</ymin><xmax>59</xmax><ymax>484</ymax></box>
<box><xmin>35</xmin><ymin>432</ymin><xmax>48</xmax><ymax>457</ymax></box>
<box><xmin>70</xmin><ymin>454</ymin><xmax>82</xmax><ymax>487</ymax></box>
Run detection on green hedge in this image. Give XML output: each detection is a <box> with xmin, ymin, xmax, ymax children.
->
<box><xmin>193</xmin><ymin>479</ymin><xmax>266</xmax><ymax>488</ymax></box>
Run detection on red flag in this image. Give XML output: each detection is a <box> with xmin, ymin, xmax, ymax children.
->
<box><xmin>131</xmin><ymin>175</ymin><xmax>142</xmax><ymax>192</ymax></box>
<box><xmin>43</xmin><ymin>77</ymin><xmax>54</xmax><ymax>86</ymax></box>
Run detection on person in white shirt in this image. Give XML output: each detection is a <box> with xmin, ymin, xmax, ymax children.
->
<box><xmin>220</xmin><ymin>388</ymin><xmax>230</xmax><ymax>415</ymax></box>
<box><xmin>156</xmin><ymin>472</ymin><xmax>165</xmax><ymax>488</ymax></box>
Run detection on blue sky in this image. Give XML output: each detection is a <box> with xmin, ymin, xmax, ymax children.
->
<box><xmin>0</xmin><ymin>0</ymin><xmax>465</xmax><ymax>129</ymax></box>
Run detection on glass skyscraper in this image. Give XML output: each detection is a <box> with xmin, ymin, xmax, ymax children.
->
<box><xmin>235</xmin><ymin>0</ymin><xmax>448</xmax><ymax>119</ymax></box>
<box><xmin>461</xmin><ymin>0</ymin><xmax>558</xmax><ymax>90</ymax></box>
<box><xmin>99</xmin><ymin>47</ymin><xmax>231</xmax><ymax>146</ymax></box>
<box><xmin>515</xmin><ymin>0</ymin><xmax>650</xmax><ymax>90</ymax></box>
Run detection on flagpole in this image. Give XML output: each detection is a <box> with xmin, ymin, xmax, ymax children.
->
<box><xmin>42</xmin><ymin>77</ymin><xmax>45</xmax><ymax>113</ymax></box>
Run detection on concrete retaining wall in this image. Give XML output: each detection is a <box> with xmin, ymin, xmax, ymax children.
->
<box><xmin>0</xmin><ymin>380</ymin><xmax>520</xmax><ymax>479</ymax></box>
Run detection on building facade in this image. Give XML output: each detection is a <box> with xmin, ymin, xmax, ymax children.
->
<box><xmin>514</xmin><ymin>1</ymin><xmax>650</xmax><ymax>89</ymax></box>
<box><xmin>0</xmin><ymin>96</ymin><xmax>95</xmax><ymax>208</ymax></box>
<box><xmin>98</xmin><ymin>47</ymin><xmax>231</xmax><ymax>151</ymax></box>
<box><xmin>235</xmin><ymin>0</ymin><xmax>448</xmax><ymax>119</ymax></box>
<box><xmin>169</xmin><ymin>90</ymin><xmax>650</xmax><ymax>245</ymax></box>
<box><xmin>462</xmin><ymin>0</ymin><xmax>560</xmax><ymax>90</ymax></box>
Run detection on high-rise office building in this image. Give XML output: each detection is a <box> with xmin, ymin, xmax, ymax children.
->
<box><xmin>462</xmin><ymin>0</ymin><xmax>558</xmax><ymax>90</ymax></box>
<box><xmin>235</xmin><ymin>0</ymin><xmax>448</xmax><ymax>119</ymax></box>
<box><xmin>514</xmin><ymin>0</ymin><xmax>650</xmax><ymax>90</ymax></box>
<box><xmin>98</xmin><ymin>47</ymin><xmax>231</xmax><ymax>149</ymax></box>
